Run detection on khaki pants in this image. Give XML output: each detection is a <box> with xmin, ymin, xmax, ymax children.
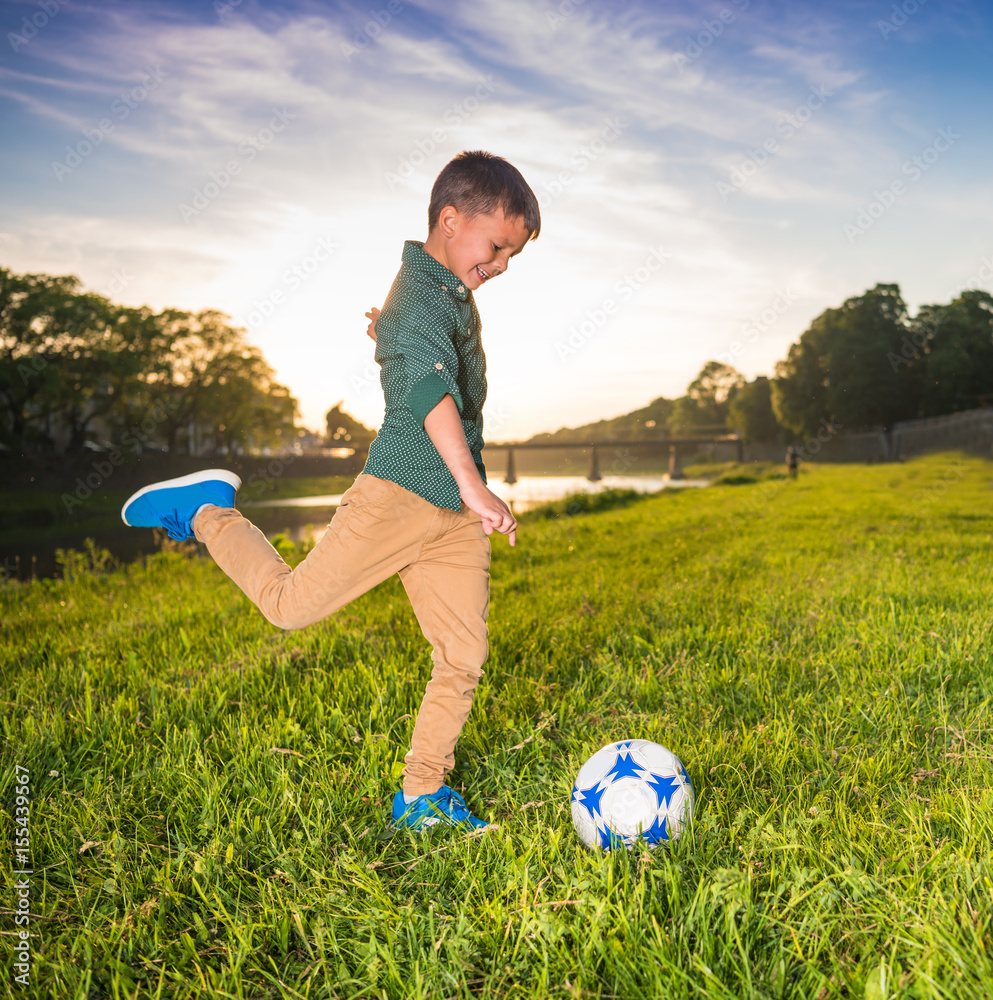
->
<box><xmin>194</xmin><ymin>473</ymin><xmax>490</xmax><ymax>796</ymax></box>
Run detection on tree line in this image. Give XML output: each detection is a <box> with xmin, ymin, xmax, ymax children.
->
<box><xmin>765</xmin><ymin>284</ymin><xmax>993</xmax><ymax>439</ymax></box>
<box><xmin>0</xmin><ymin>269</ymin><xmax>298</xmax><ymax>457</ymax></box>
<box><xmin>5</xmin><ymin>269</ymin><xmax>990</xmax><ymax>457</ymax></box>
<box><xmin>528</xmin><ymin>284</ymin><xmax>993</xmax><ymax>445</ymax></box>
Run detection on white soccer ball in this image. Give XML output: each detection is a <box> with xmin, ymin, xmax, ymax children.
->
<box><xmin>570</xmin><ymin>739</ymin><xmax>694</xmax><ymax>850</ymax></box>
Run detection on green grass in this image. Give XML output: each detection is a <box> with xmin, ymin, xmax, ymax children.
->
<box><xmin>3</xmin><ymin>452</ymin><xmax>993</xmax><ymax>998</ymax></box>
<box><xmin>680</xmin><ymin>459</ymin><xmax>786</xmax><ymax>481</ymax></box>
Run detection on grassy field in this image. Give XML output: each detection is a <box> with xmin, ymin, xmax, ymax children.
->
<box><xmin>3</xmin><ymin>453</ymin><xmax>993</xmax><ymax>999</ymax></box>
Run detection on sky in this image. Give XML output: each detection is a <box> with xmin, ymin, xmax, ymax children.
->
<box><xmin>1</xmin><ymin>0</ymin><xmax>991</xmax><ymax>440</ymax></box>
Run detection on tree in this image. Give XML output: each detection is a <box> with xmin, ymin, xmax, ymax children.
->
<box><xmin>0</xmin><ymin>268</ymin><xmax>298</xmax><ymax>456</ymax></box>
<box><xmin>914</xmin><ymin>291</ymin><xmax>993</xmax><ymax>416</ymax></box>
<box><xmin>773</xmin><ymin>283</ymin><xmax>920</xmax><ymax>436</ymax></box>
<box><xmin>99</xmin><ymin>305</ymin><xmax>176</xmax><ymax>448</ymax></box>
<box><xmin>325</xmin><ymin>402</ymin><xmax>376</xmax><ymax>450</ymax></box>
<box><xmin>523</xmin><ymin>395</ymin><xmax>674</xmax><ymax>444</ymax></box>
<box><xmin>770</xmin><ymin>322</ymin><xmax>831</xmax><ymax>439</ymax></box>
<box><xmin>151</xmin><ymin>309</ymin><xmax>297</xmax><ymax>455</ymax></box>
<box><xmin>48</xmin><ymin>297</ymin><xmax>164</xmax><ymax>452</ymax></box>
<box><xmin>0</xmin><ymin>270</ymin><xmax>82</xmax><ymax>451</ymax></box>
<box><xmin>728</xmin><ymin>376</ymin><xmax>784</xmax><ymax>442</ymax></box>
<box><xmin>668</xmin><ymin>361</ymin><xmax>743</xmax><ymax>431</ymax></box>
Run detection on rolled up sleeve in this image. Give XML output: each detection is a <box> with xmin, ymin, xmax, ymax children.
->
<box><xmin>399</xmin><ymin>317</ymin><xmax>463</xmax><ymax>427</ymax></box>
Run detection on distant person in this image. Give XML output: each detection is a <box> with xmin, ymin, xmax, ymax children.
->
<box><xmin>120</xmin><ymin>151</ymin><xmax>539</xmax><ymax>834</ymax></box>
<box><xmin>786</xmin><ymin>445</ymin><xmax>799</xmax><ymax>479</ymax></box>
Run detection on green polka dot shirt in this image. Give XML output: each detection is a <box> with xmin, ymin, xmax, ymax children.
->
<box><xmin>363</xmin><ymin>240</ymin><xmax>487</xmax><ymax>510</ymax></box>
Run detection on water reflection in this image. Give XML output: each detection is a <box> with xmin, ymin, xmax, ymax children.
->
<box><xmin>489</xmin><ymin>474</ymin><xmax>707</xmax><ymax>511</ymax></box>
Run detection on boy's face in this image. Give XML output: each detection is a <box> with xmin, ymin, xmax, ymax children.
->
<box><xmin>426</xmin><ymin>206</ymin><xmax>532</xmax><ymax>292</ymax></box>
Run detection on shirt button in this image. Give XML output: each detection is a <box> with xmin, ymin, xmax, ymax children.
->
<box><xmin>457</xmin><ymin>285</ymin><xmax>465</xmax><ymax>293</ymax></box>
<box><xmin>435</xmin><ymin>363</ymin><xmax>443</xmax><ymax>369</ymax></box>
<box><xmin>441</xmin><ymin>285</ymin><xmax>447</xmax><ymax>291</ymax></box>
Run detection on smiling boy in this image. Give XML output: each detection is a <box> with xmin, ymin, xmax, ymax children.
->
<box><xmin>121</xmin><ymin>150</ymin><xmax>540</xmax><ymax>831</ymax></box>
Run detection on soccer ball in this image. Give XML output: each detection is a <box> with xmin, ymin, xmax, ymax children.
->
<box><xmin>571</xmin><ymin>739</ymin><xmax>694</xmax><ymax>850</ymax></box>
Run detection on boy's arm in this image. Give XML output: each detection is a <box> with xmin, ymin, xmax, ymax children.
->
<box><xmin>423</xmin><ymin>394</ymin><xmax>517</xmax><ymax>546</ymax></box>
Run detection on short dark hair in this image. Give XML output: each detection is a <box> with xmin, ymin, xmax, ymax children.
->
<box><xmin>428</xmin><ymin>150</ymin><xmax>541</xmax><ymax>240</ymax></box>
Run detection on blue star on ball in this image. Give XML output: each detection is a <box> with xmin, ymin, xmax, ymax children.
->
<box><xmin>645</xmin><ymin>771</ymin><xmax>683</xmax><ymax>810</ymax></box>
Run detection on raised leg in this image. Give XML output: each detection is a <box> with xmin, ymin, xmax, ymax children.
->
<box><xmin>194</xmin><ymin>474</ymin><xmax>433</xmax><ymax>629</ymax></box>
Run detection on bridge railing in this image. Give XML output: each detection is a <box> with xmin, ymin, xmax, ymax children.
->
<box><xmin>483</xmin><ymin>436</ymin><xmax>743</xmax><ymax>483</ymax></box>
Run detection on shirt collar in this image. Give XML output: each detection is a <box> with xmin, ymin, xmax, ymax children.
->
<box><xmin>403</xmin><ymin>240</ymin><xmax>470</xmax><ymax>302</ymax></box>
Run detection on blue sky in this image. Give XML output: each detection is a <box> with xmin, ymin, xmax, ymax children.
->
<box><xmin>1</xmin><ymin>0</ymin><xmax>991</xmax><ymax>438</ymax></box>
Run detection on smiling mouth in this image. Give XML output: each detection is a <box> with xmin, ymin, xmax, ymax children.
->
<box><xmin>476</xmin><ymin>265</ymin><xmax>492</xmax><ymax>282</ymax></box>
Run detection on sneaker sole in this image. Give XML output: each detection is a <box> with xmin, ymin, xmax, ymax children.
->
<box><xmin>392</xmin><ymin>817</ymin><xmax>495</xmax><ymax>834</ymax></box>
<box><xmin>121</xmin><ymin>469</ymin><xmax>242</xmax><ymax>526</ymax></box>
<box><xmin>392</xmin><ymin>816</ymin><xmax>442</xmax><ymax>832</ymax></box>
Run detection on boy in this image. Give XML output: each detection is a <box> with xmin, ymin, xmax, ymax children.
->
<box><xmin>121</xmin><ymin>150</ymin><xmax>540</xmax><ymax>831</ymax></box>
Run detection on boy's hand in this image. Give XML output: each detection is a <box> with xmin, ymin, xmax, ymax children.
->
<box><xmin>422</xmin><ymin>393</ymin><xmax>517</xmax><ymax>546</ymax></box>
<box><xmin>364</xmin><ymin>306</ymin><xmax>380</xmax><ymax>342</ymax></box>
<box><xmin>461</xmin><ymin>481</ymin><xmax>518</xmax><ymax>546</ymax></box>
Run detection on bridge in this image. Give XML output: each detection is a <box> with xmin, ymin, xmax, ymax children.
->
<box><xmin>486</xmin><ymin>434</ymin><xmax>743</xmax><ymax>484</ymax></box>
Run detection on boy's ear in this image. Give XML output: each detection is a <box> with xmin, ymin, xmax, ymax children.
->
<box><xmin>436</xmin><ymin>205</ymin><xmax>461</xmax><ymax>237</ymax></box>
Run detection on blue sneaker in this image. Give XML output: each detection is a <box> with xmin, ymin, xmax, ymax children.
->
<box><xmin>121</xmin><ymin>469</ymin><xmax>241</xmax><ymax>541</ymax></box>
<box><xmin>391</xmin><ymin>787</ymin><xmax>491</xmax><ymax>833</ymax></box>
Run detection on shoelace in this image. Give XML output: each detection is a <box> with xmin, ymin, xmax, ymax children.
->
<box><xmin>431</xmin><ymin>787</ymin><xmax>469</xmax><ymax>820</ymax></box>
<box><xmin>161</xmin><ymin>511</ymin><xmax>192</xmax><ymax>542</ymax></box>
<box><xmin>430</xmin><ymin>787</ymin><xmax>455</xmax><ymax>815</ymax></box>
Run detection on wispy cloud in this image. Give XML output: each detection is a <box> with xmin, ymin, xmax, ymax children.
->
<box><xmin>1</xmin><ymin>0</ymin><xmax>991</xmax><ymax>436</ymax></box>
